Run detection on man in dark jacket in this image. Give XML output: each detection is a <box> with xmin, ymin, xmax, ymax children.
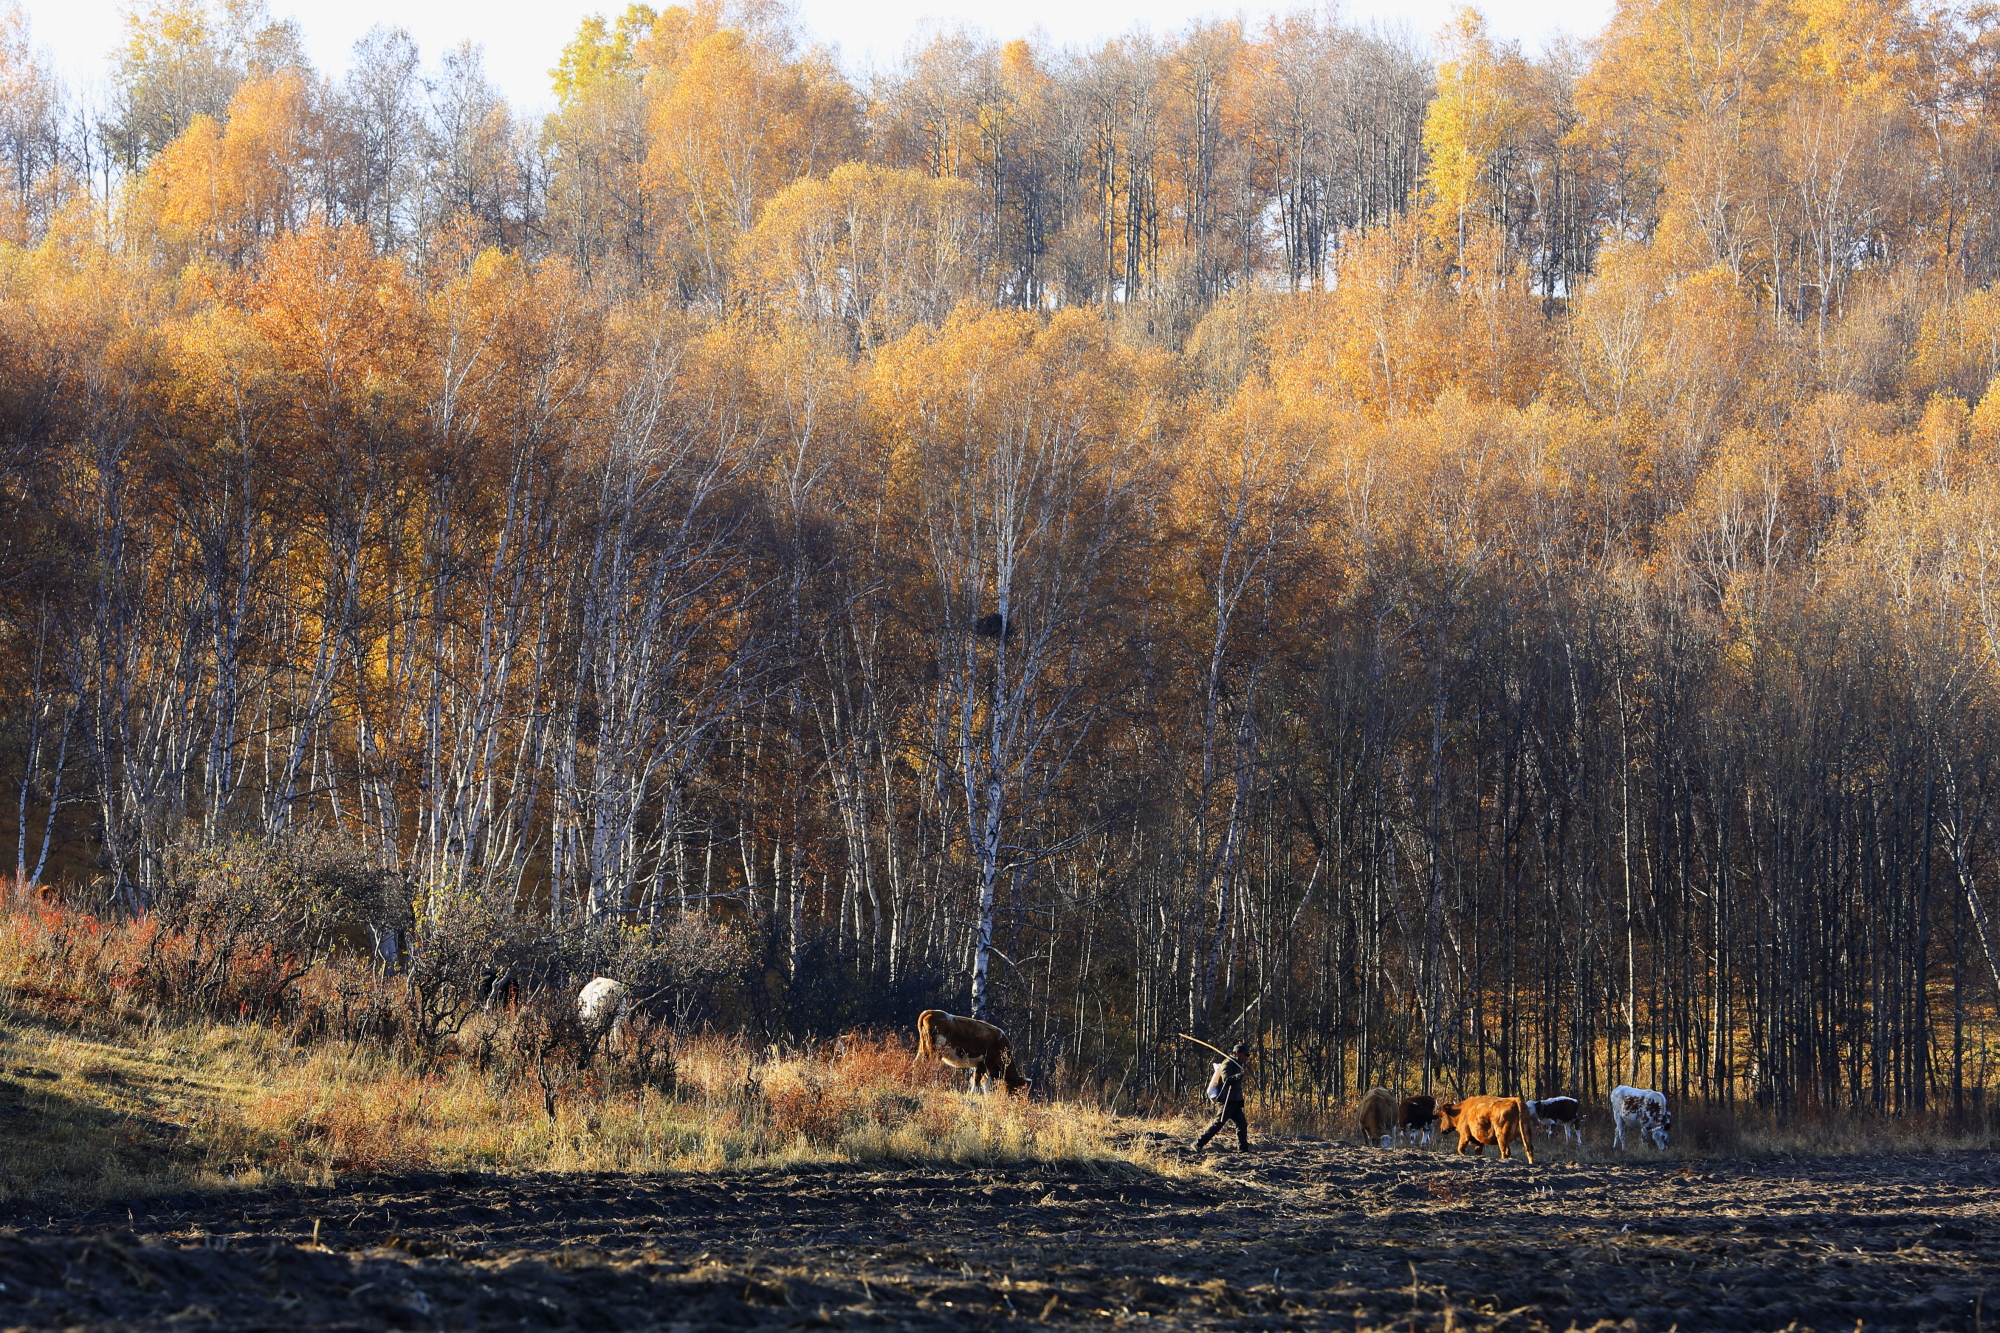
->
<box><xmin>1192</xmin><ymin>1043</ymin><xmax>1251</xmax><ymax>1151</ymax></box>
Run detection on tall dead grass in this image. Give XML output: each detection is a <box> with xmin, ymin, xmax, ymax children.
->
<box><xmin>0</xmin><ymin>888</ymin><xmax>1170</xmax><ymax>1208</ymax></box>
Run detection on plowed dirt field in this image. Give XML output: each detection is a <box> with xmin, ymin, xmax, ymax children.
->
<box><xmin>2</xmin><ymin>1134</ymin><xmax>1995</xmax><ymax>1331</ymax></box>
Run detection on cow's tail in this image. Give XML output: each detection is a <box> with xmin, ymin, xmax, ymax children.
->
<box><xmin>916</xmin><ymin>1009</ymin><xmax>938</xmax><ymax>1061</ymax></box>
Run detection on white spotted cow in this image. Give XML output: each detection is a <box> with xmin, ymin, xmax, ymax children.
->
<box><xmin>1610</xmin><ymin>1085</ymin><xmax>1671</xmax><ymax>1150</ymax></box>
<box><xmin>1525</xmin><ymin>1096</ymin><xmax>1583</xmax><ymax>1145</ymax></box>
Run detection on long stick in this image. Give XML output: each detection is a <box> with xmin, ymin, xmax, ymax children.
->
<box><xmin>1176</xmin><ymin>1032</ymin><xmax>1232</xmax><ymax>1060</ymax></box>
<box><xmin>1178</xmin><ymin>1034</ymin><xmax>1249</xmax><ymax>1119</ymax></box>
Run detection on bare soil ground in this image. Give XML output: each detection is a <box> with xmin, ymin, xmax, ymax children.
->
<box><xmin>2</xmin><ymin>1132</ymin><xmax>1995</xmax><ymax>1332</ymax></box>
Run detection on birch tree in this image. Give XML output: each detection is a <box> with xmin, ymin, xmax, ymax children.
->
<box><xmin>873</xmin><ymin>306</ymin><xmax>1160</xmax><ymax>1018</ymax></box>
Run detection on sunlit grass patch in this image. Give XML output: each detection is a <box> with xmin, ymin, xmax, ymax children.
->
<box><xmin>0</xmin><ymin>977</ymin><xmax>1177</xmax><ymax>1209</ymax></box>
<box><xmin>0</xmin><ymin>1009</ymin><xmax>269</xmax><ymax>1208</ymax></box>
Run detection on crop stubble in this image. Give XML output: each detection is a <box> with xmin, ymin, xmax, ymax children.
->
<box><xmin>0</xmin><ymin>1136</ymin><xmax>1993</xmax><ymax>1331</ymax></box>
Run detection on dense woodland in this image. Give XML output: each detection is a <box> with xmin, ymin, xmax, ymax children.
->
<box><xmin>4</xmin><ymin>0</ymin><xmax>2000</xmax><ymax>1122</ymax></box>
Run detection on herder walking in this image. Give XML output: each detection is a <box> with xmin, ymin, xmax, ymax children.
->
<box><xmin>1191</xmin><ymin>1041</ymin><xmax>1252</xmax><ymax>1151</ymax></box>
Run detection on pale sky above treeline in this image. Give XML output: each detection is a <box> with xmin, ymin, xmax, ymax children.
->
<box><xmin>23</xmin><ymin>0</ymin><xmax>1616</xmax><ymax>114</ymax></box>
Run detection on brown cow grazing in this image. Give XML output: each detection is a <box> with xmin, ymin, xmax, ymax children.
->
<box><xmin>1396</xmin><ymin>1095</ymin><xmax>1439</xmax><ymax>1147</ymax></box>
<box><xmin>915</xmin><ymin>1010</ymin><xmax>1030</xmax><ymax>1095</ymax></box>
<box><xmin>1357</xmin><ymin>1087</ymin><xmax>1397</xmax><ymax>1147</ymax></box>
<box><xmin>1436</xmin><ymin>1095</ymin><xmax>1536</xmax><ymax>1164</ymax></box>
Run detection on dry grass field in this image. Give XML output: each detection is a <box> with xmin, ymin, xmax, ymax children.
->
<box><xmin>0</xmin><ymin>1002</ymin><xmax>1172</xmax><ymax>1211</ymax></box>
<box><xmin>4</xmin><ymin>888</ymin><xmax>1999</xmax><ymax>1330</ymax></box>
<box><xmin>0</xmin><ymin>883</ymin><xmax>1184</xmax><ymax>1212</ymax></box>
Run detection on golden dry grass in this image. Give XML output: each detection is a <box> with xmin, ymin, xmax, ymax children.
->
<box><xmin>0</xmin><ymin>996</ymin><xmax>1187</xmax><ymax>1210</ymax></box>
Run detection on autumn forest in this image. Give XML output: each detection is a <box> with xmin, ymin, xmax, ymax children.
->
<box><xmin>1</xmin><ymin>0</ymin><xmax>1998</xmax><ymax>1123</ymax></box>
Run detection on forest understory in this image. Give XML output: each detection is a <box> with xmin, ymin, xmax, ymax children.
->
<box><xmin>2</xmin><ymin>1140</ymin><xmax>1997</xmax><ymax>1332</ymax></box>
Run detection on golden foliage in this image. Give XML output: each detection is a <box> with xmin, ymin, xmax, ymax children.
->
<box><xmin>1267</xmin><ymin>218</ymin><xmax>1549</xmax><ymax>419</ymax></box>
<box><xmin>735</xmin><ymin>163</ymin><xmax>983</xmax><ymax>348</ymax></box>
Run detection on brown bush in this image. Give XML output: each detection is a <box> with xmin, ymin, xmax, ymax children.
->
<box><xmin>827</xmin><ymin>1032</ymin><xmax>927</xmax><ymax>1089</ymax></box>
<box><xmin>767</xmin><ymin>1079</ymin><xmax>852</xmax><ymax>1146</ymax></box>
<box><xmin>135</xmin><ymin>830</ymin><xmax>408</xmax><ymax>1021</ymax></box>
<box><xmin>867</xmin><ymin>1091</ymin><xmax>924</xmax><ymax>1125</ymax></box>
<box><xmin>915</xmin><ymin>1097</ymin><xmax>960</xmax><ymax>1142</ymax></box>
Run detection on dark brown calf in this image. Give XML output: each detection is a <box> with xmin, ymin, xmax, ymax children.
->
<box><xmin>1396</xmin><ymin>1095</ymin><xmax>1438</xmax><ymax>1146</ymax></box>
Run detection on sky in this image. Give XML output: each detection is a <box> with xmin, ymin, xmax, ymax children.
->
<box><xmin>25</xmin><ymin>0</ymin><xmax>1618</xmax><ymax>116</ymax></box>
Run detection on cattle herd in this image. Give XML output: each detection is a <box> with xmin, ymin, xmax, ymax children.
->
<box><xmin>1337</xmin><ymin>1084</ymin><xmax>1675</xmax><ymax>1161</ymax></box>
<box><xmin>574</xmin><ymin>984</ymin><xmax>1674</xmax><ymax>1161</ymax></box>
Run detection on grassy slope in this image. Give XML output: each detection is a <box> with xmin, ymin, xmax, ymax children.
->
<box><xmin>0</xmin><ymin>992</ymin><xmax>1190</xmax><ymax>1211</ymax></box>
